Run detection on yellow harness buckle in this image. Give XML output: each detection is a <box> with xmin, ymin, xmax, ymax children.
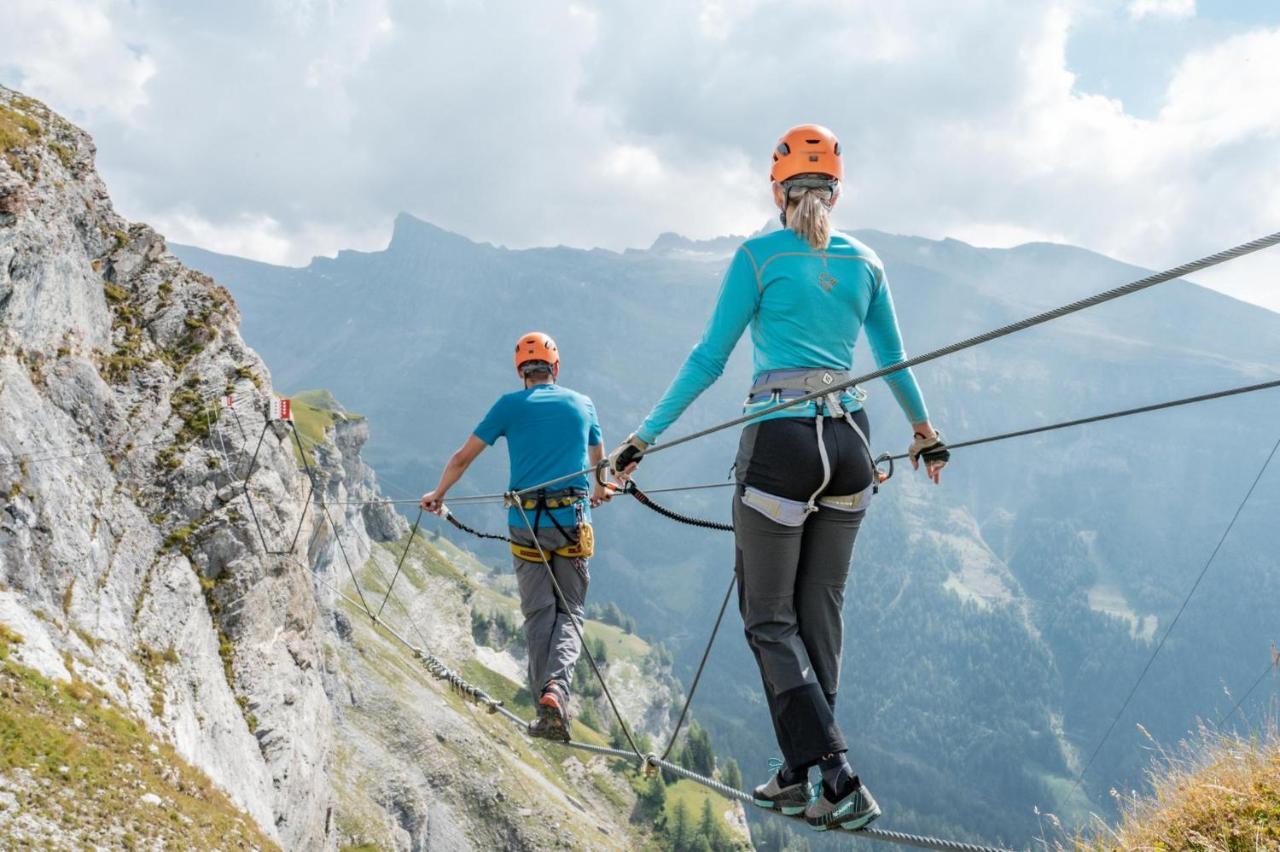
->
<box><xmin>510</xmin><ymin>522</ymin><xmax>595</xmax><ymax>561</ymax></box>
<box><xmin>518</xmin><ymin>495</ymin><xmax>581</xmax><ymax>510</ymax></box>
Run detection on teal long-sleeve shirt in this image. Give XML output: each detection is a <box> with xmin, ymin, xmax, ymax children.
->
<box><xmin>636</xmin><ymin>228</ymin><xmax>929</xmax><ymax>445</ymax></box>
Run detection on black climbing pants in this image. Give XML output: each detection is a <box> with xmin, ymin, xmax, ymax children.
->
<box><xmin>732</xmin><ymin>413</ymin><xmax>873</xmax><ymax>770</ymax></box>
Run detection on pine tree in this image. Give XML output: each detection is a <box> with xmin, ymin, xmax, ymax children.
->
<box><xmin>669</xmin><ymin>798</ymin><xmax>692</xmax><ymax>851</ymax></box>
<box><xmin>578</xmin><ymin>698</ymin><xmax>601</xmax><ymax>732</ymax></box>
<box><xmin>720</xmin><ymin>757</ymin><xmax>742</xmax><ymax>792</ymax></box>
<box><xmin>697</xmin><ymin>797</ymin><xmax>725</xmax><ymax>851</ymax></box>
<box><xmin>637</xmin><ymin>772</ymin><xmax>666</xmax><ymax>821</ymax></box>
<box><xmin>685</xmin><ymin>722</ymin><xmax>716</xmax><ymax>777</ymax></box>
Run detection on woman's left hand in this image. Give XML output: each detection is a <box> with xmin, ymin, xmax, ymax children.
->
<box><xmin>908</xmin><ymin>427</ymin><xmax>950</xmax><ymax>485</ymax></box>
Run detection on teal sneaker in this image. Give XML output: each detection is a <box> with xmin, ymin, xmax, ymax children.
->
<box><xmin>752</xmin><ymin>759</ymin><xmax>813</xmax><ymax>816</ymax></box>
<box><xmin>804</xmin><ymin>776</ymin><xmax>880</xmax><ymax>831</ymax></box>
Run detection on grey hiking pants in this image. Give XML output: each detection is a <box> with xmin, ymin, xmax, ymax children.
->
<box><xmin>733</xmin><ymin>413</ymin><xmax>873</xmax><ymax>770</ymax></box>
<box><xmin>510</xmin><ymin>524</ymin><xmax>590</xmax><ymax>700</ymax></box>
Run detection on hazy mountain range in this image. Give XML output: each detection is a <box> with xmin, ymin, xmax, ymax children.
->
<box><xmin>174</xmin><ymin>212</ymin><xmax>1280</xmax><ymax>847</ymax></box>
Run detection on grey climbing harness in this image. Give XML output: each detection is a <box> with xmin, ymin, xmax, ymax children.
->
<box><xmin>741</xmin><ymin>368</ymin><xmax>877</xmax><ymax>523</ymax></box>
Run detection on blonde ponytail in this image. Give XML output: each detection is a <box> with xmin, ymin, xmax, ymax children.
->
<box><xmin>786</xmin><ymin>187</ymin><xmax>832</xmax><ymax>250</ymax></box>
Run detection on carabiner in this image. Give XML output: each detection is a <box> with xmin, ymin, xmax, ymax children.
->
<box><xmin>874</xmin><ymin>452</ymin><xmax>895</xmax><ymax>485</ymax></box>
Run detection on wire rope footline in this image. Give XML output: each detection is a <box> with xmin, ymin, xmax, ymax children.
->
<box><xmin>321</xmin><ymin>574</ymin><xmax>1012</xmax><ymax>852</ymax></box>
<box><xmin>651</xmin><ymin>757</ymin><xmax>1013</xmax><ymax>852</ymax></box>
<box><xmin>510</xmin><ymin>231</ymin><xmax>1280</xmax><ymax>497</ymax></box>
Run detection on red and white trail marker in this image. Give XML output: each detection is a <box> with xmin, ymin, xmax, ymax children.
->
<box><xmin>269</xmin><ymin>398</ymin><xmax>293</xmax><ymax>422</ymax></box>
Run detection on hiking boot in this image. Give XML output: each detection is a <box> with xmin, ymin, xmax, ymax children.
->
<box><xmin>537</xmin><ymin>681</ymin><xmax>572</xmax><ymax>743</ymax></box>
<box><xmin>528</xmin><ymin>703</ymin><xmax>556</xmax><ymax>739</ymax></box>
<box><xmin>752</xmin><ymin>759</ymin><xmax>813</xmax><ymax>816</ymax></box>
<box><xmin>804</xmin><ymin>775</ymin><xmax>880</xmax><ymax>831</ymax></box>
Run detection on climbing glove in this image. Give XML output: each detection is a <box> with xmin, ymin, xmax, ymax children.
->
<box><xmin>608</xmin><ymin>433</ymin><xmax>649</xmax><ymax>476</ymax></box>
<box><xmin>907</xmin><ymin>432</ymin><xmax>950</xmax><ymax>468</ymax></box>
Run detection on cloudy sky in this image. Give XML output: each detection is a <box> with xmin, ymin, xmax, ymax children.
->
<box><xmin>3</xmin><ymin>0</ymin><xmax>1279</xmax><ymax>310</ymax></box>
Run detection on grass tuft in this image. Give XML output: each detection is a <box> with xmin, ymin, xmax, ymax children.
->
<box><xmin>1069</xmin><ymin>720</ymin><xmax>1280</xmax><ymax>850</ymax></box>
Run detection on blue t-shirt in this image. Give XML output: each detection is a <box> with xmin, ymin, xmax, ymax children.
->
<box><xmin>637</xmin><ymin>228</ymin><xmax>929</xmax><ymax>444</ymax></box>
<box><xmin>473</xmin><ymin>383</ymin><xmax>602</xmax><ymax>528</ymax></box>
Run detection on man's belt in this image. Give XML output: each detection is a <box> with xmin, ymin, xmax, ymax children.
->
<box><xmin>509</xmin><ymin>487</ymin><xmax>587</xmax><ymax>511</ymax></box>
<box><xmin>510</xmin><ymin>523</ymin><xmax>594</xmax><ymax>561</ymax></box>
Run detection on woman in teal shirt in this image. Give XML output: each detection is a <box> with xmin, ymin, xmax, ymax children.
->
<box><xmin>610</xmin><ymin>126</ymin><xmax>949</xmax><ymax>832</ymax></box>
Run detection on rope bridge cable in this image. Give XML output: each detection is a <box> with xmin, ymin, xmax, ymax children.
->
<box><xmin>374</xmin><ymin>507</ymin><xmax>422</xmax><ymax>621</ymax></box>
<box><xmin>1218</xmin><ymin>649</ymin><xmax>1280</xmax><ymax>729</ymax></box>
<box><xmin>649</xmin><ymin>756</ymin><xmax>1011</xmax><ymax>852</ymax></box>
<box><xmin>1071</xmin><ymin>431</ymin><xmax>1280</xmax><ymax>795</ymax></box>
<box><xmin>510</xmin><ymin>498</ymin><xmax>647</xmax><ymax>762</ymax></box>
<box><xmin>326</xmin><ymin>363</ymin><xmax>1280</xmax><ymax>512</ymax></box>
<box><xmin>659</xmin><ymin>573</ymin><xmax>736</xmax><ymax>761</ymax></box>
<box><xmin>408</xmin><ymin>376</ymin><xmax>1278</xmax><ymax>512</ymax></box>
<box><xmin>509</xmin><ymin>230</ymin><xmax>1280</xmax><ymax>497</ymax></box>
<box><xmin>882</xmin><ymin>378</ymin><xmax>1280</xmax><ymax>462</ymax></box>
<box><xmin>0</xmin><ymin>438</ymin><xmax>171</xmax><ymax>469</ymax></box>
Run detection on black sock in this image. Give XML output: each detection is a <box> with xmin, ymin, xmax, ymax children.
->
<box><xmin>778</xmin><ymin>763</ymin><xmax>807</xmax><ymax>787</ymax></box>
<box><xmin>819</xmin><ymin>754</ymin><xmax>858</xmax><ymax>799</ymax></box>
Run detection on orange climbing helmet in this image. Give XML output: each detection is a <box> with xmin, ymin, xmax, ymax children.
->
<box><xmin>770</xmin><ymin>124</ymin><xmax>843</xmax><ymax>183</ymax></box>
<box><xmin>513</xmin><ymin>331</ymin><xmax>560</xmax><ymax>376</ymax></box>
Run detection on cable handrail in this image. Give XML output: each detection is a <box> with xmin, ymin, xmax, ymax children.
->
<box><xmin>509</xmin><ymin>231</ymin><xmax>1280</xmax><ymax>496</ymax></box>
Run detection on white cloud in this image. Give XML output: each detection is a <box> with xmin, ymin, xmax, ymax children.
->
<box><xmin>0</xmin><ymin>0</ymin><xmax>154</xmax><ymax>121</ymax></box>
<box><xmin>1</xmin><ymin>0</ymin><xmax>1278</xmax><ymax>312</ymax></box>
<box><xmin>1128</xmin><ymin>0</ymin><xmax>1195</xmax><ymax>22</ymax></box>
<box><xmin>158</xmin><ymin>209</ymin><xmax>296</xmax><ymax>266</ymax></box>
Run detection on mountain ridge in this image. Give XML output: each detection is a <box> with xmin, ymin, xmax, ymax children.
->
<box><xmin>180</xmin><ymin>211</ymin><xmax>1280</xmax><ymax>324</ymax></box>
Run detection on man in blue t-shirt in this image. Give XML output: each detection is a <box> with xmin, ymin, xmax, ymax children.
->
<box><xmin>420</xmin><ymin>332</ymin><xmax>610</xmax><ymax>741</ymax></box>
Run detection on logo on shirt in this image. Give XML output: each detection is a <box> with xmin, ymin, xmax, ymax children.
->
<box><xmin>817</xmin><ymin>272</ymin><xmax>838</xmax><ymax>292</ymax></box>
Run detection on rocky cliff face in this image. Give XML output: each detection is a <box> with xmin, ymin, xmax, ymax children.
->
<box><xmin>0</xmin><ymin>87</ymin><xmax>740</xmax><ymax>851</ymax></box>
<box><xmin>0</xmin><ymin>85</ymin><xmax>348</xmax><ymax>848</ymax></box>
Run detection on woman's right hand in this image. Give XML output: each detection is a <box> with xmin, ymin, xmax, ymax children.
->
<box><xmin>607</xmin><ymin>433</ymin><xmax>649</xmax><ymax>480</ymax></box>
<box><xmin>419</xmin><ymin>490</ymin><xmax>445</xmax><ymax>514</ymax></box>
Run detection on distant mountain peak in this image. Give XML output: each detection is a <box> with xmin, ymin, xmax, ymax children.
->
<box><xmin>646</xmin><ymin>220</ymin><xmax>779</xmax><ymax>258</ymax></box>
<box><xmin>387</xmin><ymin>212</ymin><xmax>479</xmax><ymax>253</ymax></box>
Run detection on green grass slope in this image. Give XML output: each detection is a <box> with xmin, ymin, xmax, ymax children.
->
<box><xmin>0</xmin><ymin>627</ymin><xmax>276</xmax><ymax>850</ymax></box>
